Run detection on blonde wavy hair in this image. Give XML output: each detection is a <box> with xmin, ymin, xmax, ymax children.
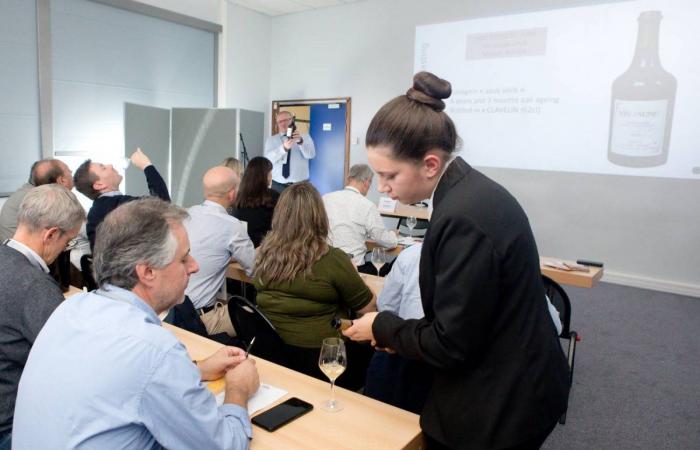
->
<box><xmin>255</xmin><ymin>182</ymin><xmax>329</xmax><ymax>284</ymax></box>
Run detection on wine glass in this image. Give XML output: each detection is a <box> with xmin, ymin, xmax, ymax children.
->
<box><xmin>318</xmin><ymin>337</ymin><xmax>347</xmax><ymax>412</ymax></box>
<box><xmin>406</xmin><ymin>216</ymin><xmax>418</xmax><ymax>237</ymax></box>
<box><xmin>371</xmin><ymin>248</ymin><xmax>386</xmax><ymax>275</ymax></box>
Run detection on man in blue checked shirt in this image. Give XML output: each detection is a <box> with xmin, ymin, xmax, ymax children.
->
<box><xmin>13</xmin><ymin>198</ymin><xmax>259</xmax><ymax>450</ymax></box>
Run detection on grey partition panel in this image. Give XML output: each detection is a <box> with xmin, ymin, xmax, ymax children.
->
<box><xmin>171</xmin><ymin>108</ymin><xmax>237</xmax><ymax>207</ymax></box>
<box><xmin>124</xmin><ymin>103</ymin><xmax>171</xmax><ymax>197</ymax></box>
<box><xmin>238</xmin><ymin>109</ymin><xmax>265</xmax><ymax>162</ymax></box>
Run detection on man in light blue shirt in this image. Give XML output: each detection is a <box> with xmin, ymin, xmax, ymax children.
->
<box><xmin>376</xmin><ymin>243</ymin><xmax>424</xmax><ymax>320</ymax></box>
<box><xmin>265</xmin><ymin>110</ymin><xmax>316</xmax><ymax>193</ymax></box>
<box><xmin>13</xmin><ymin>198</ymin><xmax>260</xmax><ymax>450</ymax></box>
<box><xmin>185</xmin><ymin>166</ymin><xmax>255</xmax><ymax>337</ymax></box>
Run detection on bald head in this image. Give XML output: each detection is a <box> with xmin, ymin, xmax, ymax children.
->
<box><xmin>203</xmin><ymin>166</ymin><xmax>239</xmax><ymax>207</ymax></box>
<box><xmin>31</xmin><ymin>159</ymin><xmax>73</xmax><ymax>189</ymax></box>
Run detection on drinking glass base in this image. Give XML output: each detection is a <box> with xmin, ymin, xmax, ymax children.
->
<box><xmin>321</xmin><ymin>399</ymin><xmax>343</xmax><ymax>413</ymax></box>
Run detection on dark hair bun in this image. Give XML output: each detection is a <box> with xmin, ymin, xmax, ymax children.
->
<box><xmin>406</xmin><ymin>71</ymin><xmax>452</xmax><ymax>112</ymax></box>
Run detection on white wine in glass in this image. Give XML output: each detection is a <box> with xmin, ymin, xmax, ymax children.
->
<box><xmin>371</xmin><ymin>248</ymin><xmax>386</xmax><ymax>274</ymax></box>
<box><xmin>318</xmin><ymin>337</ymin><xmax>347</xmax><ymax>412</ymax></box>
<box><xmin>406</xmin><ymin>216</ymin><xmax>418</xmax><ymax>237</ymax></box>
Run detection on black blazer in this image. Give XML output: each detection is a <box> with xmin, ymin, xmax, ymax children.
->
<box><xmin>373</xmin><ymin>157</ymin><xmax>569</xmax><ymax>449</ymax></box>
<box><xmin>86</xmin><ymin>165</ymin><xmax>170</xmax><ymax>249</ymax></box>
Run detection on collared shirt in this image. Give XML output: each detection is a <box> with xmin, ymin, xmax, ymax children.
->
<box><xmin>185</xmin><ymin>200</ymin><xmax>255</xmax><ymax>309</ymax></box>
<box><xmin>428</xmin><ymin>156</ymin><xmax>456</xmax><ymax>220</ymax></box>
<box><xmin>377</xmin><ymin>243</ymin><xmax>424</xmax><ymax>320</ymax></box>
<box><xmin>5</xmin><ymin>239</ymin><xmax>49</xmax><ymax>273</ymax></box>
<box><xmin>323</xmin><ymin>186</ymin><xmax>398</xmax><ymax>266</ymax></box>
<box><xmin>100</xmin><ymin>190</ymin><xmax>123</xmax><ymax>197</ymax></box>
<box><xmin>264</xmin><ymin>133</ymin><xmax>316</xmax><ymax>183</ymax></box>
<box><xmin>13</xmin><ymin>285</ymin><xmax>252</xmax><ymax>450</ymax></box>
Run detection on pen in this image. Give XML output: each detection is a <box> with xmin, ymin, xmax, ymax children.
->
<box><xmin>244</xmin><ymin>337</ymin><xmax>256</xmax><ymax>358</ymax></box>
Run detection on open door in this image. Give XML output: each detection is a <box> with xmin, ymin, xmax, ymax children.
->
<box><xmin>271</xmin><ymin>98</ymin><xmax>351</xmax><ymax>195</ymax></box>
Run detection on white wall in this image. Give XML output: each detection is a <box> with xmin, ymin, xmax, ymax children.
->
<box><xmin>266</xmin><ymin>0</ymin><xmax>700</xmax><ymax>296</ymax></box>
<box><xmin>225</xmin><ymin>5</ymin><xmax>271</xmax><ymax>117</ymax></box>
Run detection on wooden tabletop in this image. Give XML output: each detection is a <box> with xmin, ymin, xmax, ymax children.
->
<box><xmin>229</xmin><ymin>257</ymin><xmax>602</xmax><ymax>291</ymax></box>
<box><xmin>227</xmin><ymin>263</ymin><xmax>384</xmax><ymax>297</ymax></box>
<box><xmin>378</xmin><ymin>202</ymin><xmax>430</xmax><ymax>221</ymax></box>
<box><xmin>540</xmin><ymin>257</ymin><xmax>604</xmax><ymax>289</ymax></box>
<box><xmin>63</xmin><ymin>285</ymin><xmax>84</xmax><ymax>298</ymax></box>
<box><xmin>163</xmin><ymin>323</ymin><xmax>422</xmax><ymax>450</ymax></box>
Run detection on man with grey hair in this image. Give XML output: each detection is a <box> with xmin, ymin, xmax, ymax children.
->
<box><xmin>184</xmin><ymin>166</ymin><xmax>255</xmax><ymax>337</ymax></box>
<box><xmin>0</xmin><ymin>158</ymin><xmax>74</xmax><ymax>242</ymax></box>
<box><xmin>13</xmin><ymin>198</ymin><xmax>260</xmax><ymax>450</ymax></box>
<box><xmin>323</xmin><ymin>163</ymin><xmax>398</xmax><ymax>274</ymax></box>
<box><xmin>0</xmin><ymin>184</ymin><xmax>84</xmax><ymax>450</ymax></box>
<box><xmin>264</xmin><ymin>110</ymin><xmax>316</xmax><ymax>193</ymax></box>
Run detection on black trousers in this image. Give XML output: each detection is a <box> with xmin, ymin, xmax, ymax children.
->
<box><xmin>281</xmin><ymin>340</ymin><xmax>374</xmax><ymax>392</ymax></box>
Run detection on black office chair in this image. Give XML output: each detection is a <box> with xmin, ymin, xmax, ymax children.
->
<box><xmin>397</xmin><ymin>217</ymin><xmax>429</xmax><ymax>238</ymax></box>
<box><xmin>228</xmin><ymin>295</ymin><xmax>286</xmax><ymax>364</ymax></box>
<box><xmin>542</xmin><ymin>275</ymin><xmax>580</xmax><ymax>424</ymax></box>
<box><xmin>80</xmin><ymin>254</ymin><xmax>98</xmax><ymax>291</ymax></box>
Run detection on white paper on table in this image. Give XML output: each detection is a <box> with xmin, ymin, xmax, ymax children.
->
<box><xmin>378</xmin><ymin>197</ymin><xmax>397</xmax><ymax>212</ymax></box>
<box><xmin>215</xmin><ymin>382</ymin><xmax>288</xmax><ymax>415</ymax></box>
<box><xmin>397</xmin><ymin>236</ymin><xmax>418</xmax><ymax>246</ymax></box>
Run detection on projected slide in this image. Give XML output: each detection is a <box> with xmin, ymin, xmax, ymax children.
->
<box><xmin>415</xmin><ymin>0</ymin><xmax>699</xmax><ymax>179</ymax></box>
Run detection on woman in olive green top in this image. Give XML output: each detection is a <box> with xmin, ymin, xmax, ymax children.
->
<box><xmin>254</xmin><ymin>182</ymin><xmax>376</xmax><ymax>389</ymax></box>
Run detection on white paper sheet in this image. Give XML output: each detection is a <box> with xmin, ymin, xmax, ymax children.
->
<box><xmin>215</xmin><ymin>382</ymin><xmax>288</xmax><ymax>415</ymax></box>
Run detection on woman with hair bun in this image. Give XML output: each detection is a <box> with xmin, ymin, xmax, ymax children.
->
<box><xmin>343</xmin><ymin>72</ymin><xmax>569</xmax><ymax>450</ymax></box>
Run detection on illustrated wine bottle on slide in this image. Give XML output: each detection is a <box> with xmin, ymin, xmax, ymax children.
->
<box><xmin>608</xmin><ymin>11</ymin><xmax>677</xmax><ymax>168</ymax></box>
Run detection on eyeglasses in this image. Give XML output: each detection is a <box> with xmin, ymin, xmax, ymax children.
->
<box><xmin>65</xmin><ymin>238</ymin><xmax>78</xmax><ymax>251</ymax></box>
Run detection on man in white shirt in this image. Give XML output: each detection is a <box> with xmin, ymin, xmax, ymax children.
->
<box><xmin>184</xmin><ymin>166</ymin><xmax>255</xmax><ymax>337</ymax></box>
<box><xmin>323</xmin><ymin>164</ymin><xmax>398</xmax><ymax>274</ymax></box>
<box><xmin>264</xmin><ymin>110</ymin><xmax>316</xmax><ymax>193</ymax></box>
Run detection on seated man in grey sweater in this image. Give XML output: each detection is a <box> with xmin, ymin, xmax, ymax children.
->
<box><xmin>0</xmin><ymin>185</ymin><xmax>85</xmax><ymax>450</ymax></box>
<box><xmin>0</xmin><ymin>158</ymin><xmax>74</xmax><ymax>242</ymax></box>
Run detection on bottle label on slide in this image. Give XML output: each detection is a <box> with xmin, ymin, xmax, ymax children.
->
<box><xmin>610</xmin><ymin>99</ymin><xmax>667</xmax><ymax>157</ymax></box>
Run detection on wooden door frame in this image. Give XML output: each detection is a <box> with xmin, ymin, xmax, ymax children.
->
<box><xmin>271</xmin><ymin>98</ymin><xmax>351</xmax><ymax>182</ymax></box>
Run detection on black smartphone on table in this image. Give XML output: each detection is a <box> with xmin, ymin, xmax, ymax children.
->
<box><xmin>252</xmin><ymin>397</ymin><xmax>313</xmax><ymax>432</ymax></box>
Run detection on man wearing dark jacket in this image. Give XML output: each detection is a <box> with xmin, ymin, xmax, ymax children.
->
<box><xmin>73</xmin><ymin>148</ymin><xmax>170</xmax><ymax>249</ymax></box>
<box><xmin>0</xmin><ymin>184</ymin><xmax>85</xmax><ymax>450</ymax></box>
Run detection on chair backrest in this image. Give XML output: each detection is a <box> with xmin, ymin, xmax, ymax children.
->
<box><xmin>542</xmin><ymin>275</ymin><xmax>572</xmax><ymax>337</ymax></box>
<box><xmin>228</xmin><ymin>295</ymin><xmax>286</xmax><ymax>364</ymax></box>
<box><xmin>80</xmin><ymin>254</ymin><xmax>97</xmax><ymax>291</ymax></box>
<box><xmin>397</xmin><ymin>217</ymin><xmax>429</xmax><ymax>237</ymax></box>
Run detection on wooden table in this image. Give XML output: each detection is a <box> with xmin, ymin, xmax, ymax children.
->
<box><xmin>378</xmin><ymin>202</ymin><xmax>430</xmax><ymax>221</ymax></box>
<box><xmin>163</xmin><ymin>323</ymin><xmax>422</xmax><ymax>450</ymax></box>
<box><xmin>365</xmin><ymin>240</ymin><xmax>411</xmax><ymax>257</ymax></box>
<box><xmin>540</xmin><ymin>257</ymin><xmax>604</xmax><ymax>289</ymax></box>
<box><xmin>63</xmin><ymin>285</ymin><xmax>84</xmax><ymax>298</ymax></box>
<box><xmin>227</xmin><ymin>263</ymin><xmax>384</xmax><ymax>297</ymax></box>
<box><xmin>229</xmin><ymin>256</ymin><xmax>602</xmax><ymax>292</ymax></box>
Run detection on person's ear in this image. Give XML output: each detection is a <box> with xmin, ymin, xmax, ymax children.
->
<box><xmin>422</xmin><ymin>151</ymin><xmax>444</xmax><ymax>179</ymax></box>
<box><xmin>93</xmin><ymin>179</ymin><xmax>107</xmax><ymax>192</ymax></box>
<box><xmin>135</xmin><ymin>263</ymin><xmax>156</xmax><ymax>286</ymax></box>
<box><xmin>42</xmin><ymin>226</ymin><xmax>61</xmax><ymax>245</ymax></box>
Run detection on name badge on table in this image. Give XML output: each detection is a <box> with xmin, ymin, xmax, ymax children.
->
<box><xmin>378</xmin><ymin>197</ymin><xmax>397</xmax><ymax>212</ymax></box>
